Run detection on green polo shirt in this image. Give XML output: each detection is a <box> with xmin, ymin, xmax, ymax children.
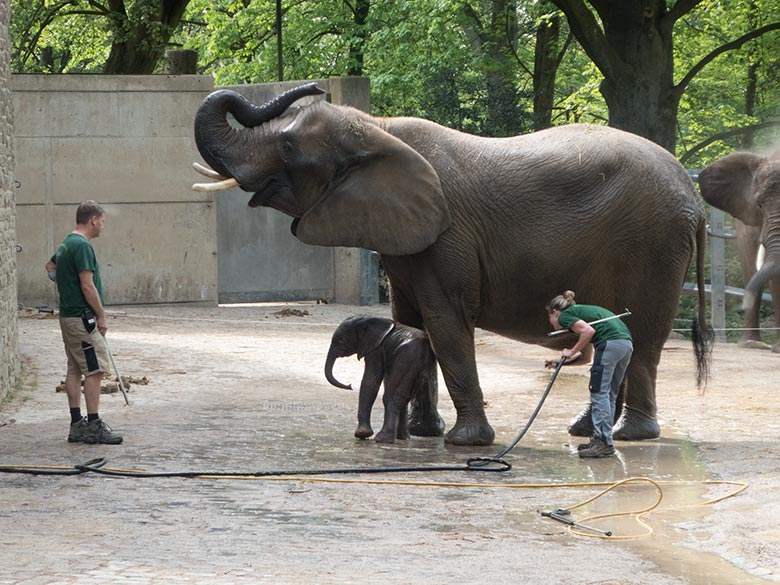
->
<box><xmin>51</xmin><ymin>233</ymin><xmax>104</xmax><ymax>317</ymax></box>
<box><xmin>558</xmin><ymin>304</ymin><xmax>631</xmax><ymax>344</ymax></box>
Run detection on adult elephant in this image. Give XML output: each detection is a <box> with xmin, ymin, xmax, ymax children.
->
<box><xmin>699</xmin><ymin>153</ymin><xmax>780</xmax><ymax>352</ymax></box>
<box><xmin>192</xmin><ymin>83</ymin><xmax>712</xmax><ymax>446</ymax></box>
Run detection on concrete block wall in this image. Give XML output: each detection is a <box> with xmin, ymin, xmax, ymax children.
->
<box><xmin>13</xmin><ymin>75</ymin><xmax>219</xmax><ymax>307</ymax></box>
<box><xmin>13</xmin><ymin>75</ymin><xmax>369</xmax><ymax>308</ymax></box>
<box><xmin>1</xmin><ymin>0</ymin><xmax>20</xmax><ymax>398</ymax></box>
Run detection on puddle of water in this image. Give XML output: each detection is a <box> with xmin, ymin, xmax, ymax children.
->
<box><xmin>123</xmin><ymin>392</ymin><xmax>760</xmax><ymax>582</ymax></box>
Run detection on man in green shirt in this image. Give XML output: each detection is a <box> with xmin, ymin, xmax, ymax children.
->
<box><xmin>546</xmin><ymin>290</ymin><xmax>632</xmax><ymax>458</ymax></box>
<box><xmin>45</xmin><ymin>201</ymin><xmax>122</xmax><ymax>445</ymax></box>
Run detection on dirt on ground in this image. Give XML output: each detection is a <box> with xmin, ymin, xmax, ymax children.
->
<box><xmin>2</xmin><ymin>302</ymin><xmax>780</xmax><ymax>584</ymax></box>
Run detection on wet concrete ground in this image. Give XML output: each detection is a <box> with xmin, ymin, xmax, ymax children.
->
<box><xmin>2</xmin><ymin>303</ymin><xmax>778</xmax><ymax>583</ymax></box>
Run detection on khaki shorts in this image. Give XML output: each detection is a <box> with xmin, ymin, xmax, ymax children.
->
<box><xmin>59</xmin><ymin>317</ymin><xmax>111</xmax><ymax>377</ymax></box>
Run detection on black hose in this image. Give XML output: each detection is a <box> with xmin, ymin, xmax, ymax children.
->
<box><xmin>0</xmin><ymin>457</ymin><xmax>108</xmax><ymax>476</ymax></box>
<box><xmin>467</xmin><ymin>356</ymin><xmax>566</xmax><ymax>468</ymax></box>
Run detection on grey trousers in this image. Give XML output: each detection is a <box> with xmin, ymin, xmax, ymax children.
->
<box><xmin>589</xmin><ymin>338</ymin><xmax>633</xmax><ymax>445</ymax></box>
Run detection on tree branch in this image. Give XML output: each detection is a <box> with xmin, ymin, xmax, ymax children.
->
<box><xmin>85</xmin><ymin>0</ymin><xmax>109</xmax><ymax>13</ymax></box>
<box><xmin>667</xmin><ymin>0</ymin><xmax>705</xmax><ymax>23</ymax></box>
<box><xmin>676</xmin><ymin>22</ymin><xmax>780</xmax><ymax>96</ymax></box>
<box><xmin>553</xmin><ymin>30</ymin><xmax>573</xmax><ymax>71</ymax></box>
<box><xmin>548</xmin><ymin>0</ymin><xmax>622</xmax><ymax>78</ymax></box>
<box><xmin>680</xmin><ymin>121</ymin><xmax>780</xmax><ymax>164</ymax></box>
<box><xmin>106</xmin><ymin>0</ymin><xmax>126</xmax><ymax>16</ymax></box>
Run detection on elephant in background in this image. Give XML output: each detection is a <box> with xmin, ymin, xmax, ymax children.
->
<box><xmin>192</xmin><ymin>83</ymin><xmax>712</xmax><ymax>446</ymax></box>
<box><xmin>325</xmin><ymin>315</ymin><xmax>443</xmax><ymax>443</ymax></box>
<box><xmin>699</xmin><ymin>153</ymin><xmax>780</xmax><ymax>352</ymax></box>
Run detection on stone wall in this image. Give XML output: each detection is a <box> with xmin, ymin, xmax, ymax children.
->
<box><xmin>0</xmin><ymin>0</ymin><xmax>20</xmax><ymax>399</ymax></box>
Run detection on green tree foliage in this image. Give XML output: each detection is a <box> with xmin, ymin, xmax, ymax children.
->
<box><xmin>676</xmin><ymin>0</ymin><xmax>780</xmax><ymax>166</ymax></box>
<box><xmin>550</xmin><ymin>0</ymin><xmax>780</xmax><ymax>154</ymax></box>
<box><xmin>10</xmin><ymin>0</ymin><xmax>780</xmax><ymax>152</ymax></box>
<box><xmin>12</xmin><ymin>0</ymin><xmax>191</xmax><ymax>74</ymax></box>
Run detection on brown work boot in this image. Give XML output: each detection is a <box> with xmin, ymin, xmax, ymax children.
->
<box><xmin>577</xmin><ymin>436</ymin><xmax>596</xmax><ymax>451</ymax></box>
<box><xmin>578</xmin><ymin>437</ymin><xmax>615</xmax><ymax>458</ymax></box>
<box><xmin>82</xmin><ymin>418</ymin><xmax>123</xmax><ymax>445</ymax></box>
<box><xmin>67</xmin><ymin>417</ymin><xmax>88</xmax><ymax>443</ymax></box>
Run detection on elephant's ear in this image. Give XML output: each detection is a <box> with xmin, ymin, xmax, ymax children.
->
<box><xmin>357</xmin><ymin>319</ymin><xmax>395</xmax><ymax>360</ymax></box>
<box><xmin>699</xmin><ymin>152</ymin><xmax>765</xmax><ymax>226</ymax></box>
<box><xmin>293</xmin><ymin>124</ymin><xmax>451</xmax><ymax>255</ymax></box>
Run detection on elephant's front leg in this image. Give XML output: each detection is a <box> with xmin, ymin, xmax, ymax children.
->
<box><xmin>355</xmin><ymin>354</ymin><xmax>383</xmax><ymax>439</ymax></box>
<box><xmin>425</xmin><ymin>317</ymin><xmax>494</xmax><ymax>446</ymax></box>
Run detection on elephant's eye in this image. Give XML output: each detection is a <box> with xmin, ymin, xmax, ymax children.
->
<box><xmin>280</xmin><ymin>140</ymin><xmax>294</xmax><ymax>159</ymax></box>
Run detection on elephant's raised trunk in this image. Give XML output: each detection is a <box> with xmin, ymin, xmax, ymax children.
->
<box><xmin>743</xmin><ymin>257</ymin><xmax>780</xmax><ymax>315</ymax></box>
<box><xmin>193</xmin><ymin>83</ymin><xmax>325</xmax><ymax>180</ymax></box>
<box><xmin>742</xmin><ymin>212</ymin><xmax>780</xmax><ymax>318</ymax></box>
<box><xmin>325</xmin><ymin>348</ymin><xmax>352</xmax><ymax>390</ymax></box>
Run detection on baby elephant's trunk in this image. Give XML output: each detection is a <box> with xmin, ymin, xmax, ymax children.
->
<box><xmin>324</xmin><ymin>347</ymin><xmax>352</xmax><ymax>389</ymax></box>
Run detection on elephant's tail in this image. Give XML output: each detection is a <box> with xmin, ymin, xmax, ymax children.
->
<box><xmin>692</xmin><ymin>217</ymin><xmax>714</xmax><ymax>388</ymax></box>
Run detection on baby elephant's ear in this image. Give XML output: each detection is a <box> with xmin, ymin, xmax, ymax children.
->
<box><xmin>699</xmin><ymin>152</ymin><xmax>765</xmax><ymax>226</ymax></box>
<box><xmin>357</xmin><ymin>319</ymin><xmax>395</xmax><ymax>360</ymax></box>
<box><xmin>293</xmin><ymin>124</ymin><xmax>451</xmax><ymax>255</ymax></box>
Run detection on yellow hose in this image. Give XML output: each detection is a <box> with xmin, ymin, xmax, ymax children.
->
<box><xmin>0</xmin><ymin>462</ymin><xmax>747</xmax><ymax>539</ymax></box>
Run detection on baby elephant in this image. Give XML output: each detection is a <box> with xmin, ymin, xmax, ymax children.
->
<box><xmin>324</xmin><ymin>315</ymin><xmax>444</xmax><ymax>443</ymax></box>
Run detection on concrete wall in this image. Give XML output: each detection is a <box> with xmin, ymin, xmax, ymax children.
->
<box><xmin>1</xmin><ymin>0</ymin><xmax>20</xmax><ymax>399</ymax></box>
<box><xmin>12</xmin><ymin>74</ymin><xmax>218</xmax><ymax>307</ymax></box>
<box><xmin>12</xmin><ymin>75</ymin><xmax>371</xmax><ymax>308</ymax></box>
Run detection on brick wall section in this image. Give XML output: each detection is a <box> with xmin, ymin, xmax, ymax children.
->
<box><xmin>0</xmin><ymin>0</ymin><xmax>20</xmax><ymax>399</ymax></box>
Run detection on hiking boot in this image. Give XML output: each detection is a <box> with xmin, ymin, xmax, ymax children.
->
<box><xmin>67</xmin><ymin>417</ymin><xmax>88</xmax><ymax>443</ymax></box>
<box><xmin>578</xmin><ymin>437</ymin><xmax>615</xmax><ymax>458</ymax></box>
<box><xmin>82</xmin><ymin>418</ymin><xmax>123</xmax><ymax>445</ymax></box>
<box><xmin>577</xmin><ymin>437</ymin><xmax>596</xmax><ymax>451</ymax></box>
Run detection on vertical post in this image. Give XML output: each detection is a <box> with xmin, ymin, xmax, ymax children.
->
<box><xmin>276</xmin><ymin>0</ymin><xmax>283</xmax><ymax>81</ymax></box>
<box><xmin>710</xmin><ymin>207</ymin><xmax>727</xmax><ymax>341</ymax></box>
<box><xmin>359</xmin><ymin>249</ymin><xmax>379</xmax><ymax>306</ymax></box>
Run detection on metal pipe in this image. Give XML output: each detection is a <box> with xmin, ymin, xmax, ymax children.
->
<box><xmin>548</xmin><ymin>309</ymin><xmax>632</xmax><ymax>337</ymax></box>
<box><xmin>540</xmin><ymin>509</ymin><xmax>613</xmax><ymax>537</ymax></box>
<box><xmin>104</xmin><ymin>337</ymin><xmax>130</xmax><ymax>406</ymax></box>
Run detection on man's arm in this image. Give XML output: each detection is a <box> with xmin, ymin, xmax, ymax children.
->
<box><xmin>45</xmin><ymin>258</ymin><xmax>57</xmax><ymax>281</ymax></box>
<box><xmin>79</xmin><ymin>270</ymin><xmax>108</xmax><ymax>335</ymax></box>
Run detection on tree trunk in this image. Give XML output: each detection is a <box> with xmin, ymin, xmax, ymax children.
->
<box><xmin>551</xmin><ymin>0</ymin><xmax>682</xmax><ymax>152</ymax></box>
<box><xmin>596</xmin><ymin>2</ymin><xmax>678</xmax><ymax>151</ymax></box>
<box><xmin>347</xmin><ymin>0</ymin><xmax>370</xmax><ymax>76</ymax></box>
<box><xmin>742</xmin><ymin>0</ymin><xmax>760</xmax><ymax>150</ymax></box>
<box><xmin>103</xmin><ymin>0</ymin><xmax>192</xmax><ymax>74</ymax></box>
<box><xmin>484</xmin><ymin>0</ymin><xmax>521</xmax><ymax>137</ymax></box>
<box><xmin>533</xmin><ymin>13</ymin><xmax>561</xmax><ymax>130</ymax></box>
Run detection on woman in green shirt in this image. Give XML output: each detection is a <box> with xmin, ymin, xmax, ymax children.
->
<box><xmin>546</xmin><ymin>290</ymin><xmax>633</xmax><ymax>458</ymax></box>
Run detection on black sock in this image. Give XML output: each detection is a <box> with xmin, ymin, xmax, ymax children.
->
<box><xmin>87</xmin><ymin>413</ymin><xmax>100</xmax><ymax>422</ymax></box>
<box><xmin>70</xmin><ymin>408</ymin><xmax>82</xmax><ymax>424</ymax></box>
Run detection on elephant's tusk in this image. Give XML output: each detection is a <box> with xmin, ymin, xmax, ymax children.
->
<box><xmin>192</xmin><ymin>177</ymin><xmax>239</xmax><ymax>192</ymax></box>
<box><xmin>192</xmin><ymin>162</ymin><xmax>227</xmax><ymax>180</ymax></box>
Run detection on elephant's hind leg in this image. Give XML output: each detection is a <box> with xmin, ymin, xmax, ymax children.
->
<box><xmin>375</xmin><ymin>366</ymin><xmax>417</xmax><ymax>443</ymax></box>
<box><xmin>612</xmin><ymin>354</ymin><xmax>660</xmax><ymax>441</ymax></box>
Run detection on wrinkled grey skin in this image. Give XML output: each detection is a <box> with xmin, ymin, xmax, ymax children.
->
<box><xmin>325</xmin><ymin>315</ymin><xmax>443</xmax><ymax>443</ymax></box>
<box><xmin>193</xmin><ymin>84</ymin><xmax>711</xmax><ymax>446</ymax></box>
<box><xmin>700</xmin><ymin>153</ymin><xmax>780</xmax><ymax>353</ymax></box>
